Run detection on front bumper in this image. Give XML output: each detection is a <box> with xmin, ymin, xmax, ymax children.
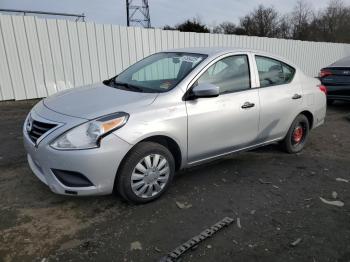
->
<box><xmin>23</xmin><ymin>104</ymin><xmax>133</xmax><ymax>196</ymax></box>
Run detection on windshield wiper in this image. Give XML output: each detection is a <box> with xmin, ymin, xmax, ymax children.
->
<box><xmin>113</xmin><ymin>81</ymin><xmax>144</xmax><ymax>92</ymax></box>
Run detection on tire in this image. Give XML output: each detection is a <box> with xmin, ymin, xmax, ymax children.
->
<box><xmin>327</xmin><ymin>99</ymin><xmax>334</xmax><ymax>106</ymax></box>
<box><xmin>281</xmin><ymin>114</ymin><xmax>310</xmax><ymax>154</ymax></box>
<box><xmin>116</xmin><ymin>142</ymin><xmax>175</xmax><ymax>204</ymax></box>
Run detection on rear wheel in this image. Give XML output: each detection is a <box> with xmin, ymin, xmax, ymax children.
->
<box><xmin>282</xmin><ymin>114</ymin><xmax>310</xmax><ymax>154</ymax></box>
<box><xmin>116</xmin><ymin>142</ymin><xmax>175</xmax><ymax>203</ymax></box>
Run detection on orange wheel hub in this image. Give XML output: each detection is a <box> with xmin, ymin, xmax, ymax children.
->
<box><xmin>293</xmin><ymin>126</ymin><xmax>303</xmax><ymax>143</ymax></box>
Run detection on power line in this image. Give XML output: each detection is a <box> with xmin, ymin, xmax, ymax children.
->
<box><xmin>0</xmin><ymin>9</ymin><xmax>85</xmax><ymax>22</ymax></box>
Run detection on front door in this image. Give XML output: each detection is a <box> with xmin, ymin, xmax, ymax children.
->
<box><xmin>186</xmin><ymin>54</ymin><xmax>260</xmax><ymax>163</ymax></box>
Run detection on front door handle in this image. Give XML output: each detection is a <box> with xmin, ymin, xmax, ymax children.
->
<box><xmin>292</xmin><ymin>94</ymin><xmax>302</xmax><ymax>99</ymax></box>
<box><xmin>241</xmin><ymin>102</ymin><xmax>255</xmax><ymax>109</ymax></box>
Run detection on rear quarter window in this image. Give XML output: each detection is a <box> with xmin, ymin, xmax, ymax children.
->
<box><xmin>255</xmin><ymin>55</ymin><xmax>296</xmax><ymax>87</ymax></box>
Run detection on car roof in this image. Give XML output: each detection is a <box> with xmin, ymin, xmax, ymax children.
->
<box><xmin>329</xmin><ymin>56</ymin><xmax>350</xmax><ymax>67</ymax></box>
<box><xmin>166</xmin><ymin>47</ymin><xmax>298</xmax><ymax>68</ymax></box>
<box><xmin>167</xmin><ymin>47</ymin><xmax>254</xmax><ymax>56</ymax></box>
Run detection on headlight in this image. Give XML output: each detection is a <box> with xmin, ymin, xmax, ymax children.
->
<box><xmin>51</xmin><ymin>112</ymin><xmax>129</xmax><ymax>150</ymax></box>
<box><xmin>25</xmin><ymin>113</ymin><xmax>32</xmax><ymax>132</ymax></box>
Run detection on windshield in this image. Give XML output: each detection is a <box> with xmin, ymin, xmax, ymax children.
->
<box><xmin>111</xmin><ymin>52</ymin><xmax>207</xmax><ymax>93</ymax></box>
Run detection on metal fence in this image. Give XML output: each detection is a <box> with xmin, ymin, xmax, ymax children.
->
<box><xmin>1</xmin><ymin>14</ymin><xmax>350</xmax><ymax>101</ymax></box>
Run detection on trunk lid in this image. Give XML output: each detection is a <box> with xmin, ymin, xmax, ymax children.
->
<box><xmin>321</xmin><ymin>67</ymin><xmax>350</xmax><ymax>85</ymax></box>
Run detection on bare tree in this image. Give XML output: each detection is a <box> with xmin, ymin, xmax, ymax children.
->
<box><xmin>161</xmin><ymin>0</ymin><xmax>350</xmax><ymax>43</ymax></box>
<box><xmin>305</xmin><ymin>0</ymin><xmax>350</xmax><ymax>42</ymax></box>
<box><xmin>290</xmin><ymin>0</ymin><xmax>314</xmax><ymax>40</ymax></box>
<box><xmin>163</xmin><ymin>25</ymin><xmax>176</xmax><ymax>30</ymax></box>
<box><xmin>319</xmin><ymin>0</ymin><xmax>350</xmax><ymax>42</ymax></box>
<box><xmin>176</xmin><ymin>18</ymin><xmax>210</xmax><ymax>33</ymax></box>
<box><xmin>278</xmin><ymin>15</ymin><xmax>292</xmax><ymax>39</ymax></box>
<box><xmin>213</xmin><ymin>22</ymin><xmax>237</xmax><ymax>34</ymax></box>
<box><xmin>164</xmin><ymin>18</ymin><xmax>210</xmax><ymax>33</ymax></box>
<box><xmin>239</xmin><ymin>5</ymin><xmax>280</xmax><ymax>37</ymax></box>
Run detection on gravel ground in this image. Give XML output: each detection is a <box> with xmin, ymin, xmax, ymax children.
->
<box><xmin>0</xmin><ymin>100</ymin><xmax>349</xmax><ymax>262</ymax></box>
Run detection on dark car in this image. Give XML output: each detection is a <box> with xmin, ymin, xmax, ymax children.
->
<box><xmin>319</xmin><ymin>56</ymin><xmax>350</xmax><ymax>105</ymax></box>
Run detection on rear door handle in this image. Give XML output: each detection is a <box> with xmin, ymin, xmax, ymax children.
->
<box><xmin>292</xmin><ymin>94</ymin><xmax>302</xmax><ymax>99</ymax></box>
<box><xmin>241</xmin><ymin>102</ymin><xmax>255</xmax><ymax>109</ymax></box>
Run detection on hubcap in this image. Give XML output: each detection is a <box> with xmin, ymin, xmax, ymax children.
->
<box><xmin>292</xmin><ymin>126</ymin><xmax>304</xmax><ymax>144</ymax></box>
<box><xmin>131</xmin><ymin>154</ymin><xmax>170</xmax><ymax>199</ymax></box>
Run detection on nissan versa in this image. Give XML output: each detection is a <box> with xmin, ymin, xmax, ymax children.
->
<box><xmin>23</xmin><ymin>48</ymin><xmax>327</xmax><ymax>203</ymax></box>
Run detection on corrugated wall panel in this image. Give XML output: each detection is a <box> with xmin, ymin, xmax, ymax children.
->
<box><xmin>35</xmin><ymin>17</ymin><xmax>56</xmax><ymax>95</ymax></box>
<box><xmin>23</xmin><ymin>16</ymin><xmax>47</xmax><ymax>98</ymax></box>
<box><xmin>119</xmin><ymin>26</ymin><xmax>130</xmax><ymax>70</ymax></box>
<box><xmin>104</xmin><ymin>24</ymin><xmax>116</xmax><ymax>78</ymax></box>
<box><xmin>0</xmin><ymin>15</ymin><xmax>26</xmax><ymax>99</ymax></box>
<box><xmin>141</xmin><ymin>28</ymin><xmax>150</xmax><ymax>57</ymax></box>
<box><xmin>154</xmin><ymin>29</ymin><xmax>162</xmax><ymax>52</ymax></box>
<box><xmin>76</xmin><ymin>22</ymin><xmax>92</xmax><ymax>85</ymax></box>
<box><xmin>127</xmin><ymin>27</ymin><xmax>137</xmax><ymax>65</ymax></box>
<box><xmin>12</xmin><ymin>16</ymin><xmax>37</xmax><ymax>99</ymax></box>
<box><xmin>148</xmin><ymin>28</ymin><xmax>156</xmax><ymax>54</ymax></box>
<box><xmin>134</xmin><ymin>27</ymin><xmax>143</xmax><ymax>61</ymax></box>
<box><xmin>0</xmin><ymin>17</ymin><xmax>14</xmax><ymax>100</ymax></box>
<box><xmin>95</xmin><ymin>23</ymin><xmax>108</xmax><ymax>80</ymax></box>
<box><xmin>111</xmin><ymin>25</ymin><xmax>123</xmax><ymax>73</ymax></box>
<box><xmin>47</xmin><ymin>19</ymin><xmax>66</xmax><ymax>91</ymax></box>
<box><xmin>67</xmin><ymin>21</ymin><xmax>84</xmax><ymax>88</ymax></box>
<box><xmin>86</xmin><ymin>22</ymin><xmax>100</xmax><ymax>83</ymax></box>
<box><xmin>173</xmin><ymin>31</ymin><xmax>179</xmax><ymax>49</ymax></box>
<box><xmin>1</xmin><ymin>14</ymin><xmax>350</xmax><ymax>101</ymax></box>
<box><xmin>161</xmin><ymin>30</ymin><xmax>168</xmax><ymax>50</ymax></box>
<box><xmin>57</xmin><ymin>20</ymin><xmax>75</xmax><ymax>89</ymax></box>
<box><xmin>178</xmin><ymin>31</ymin><xmax>185</xmax><ymax>48</ymax></box>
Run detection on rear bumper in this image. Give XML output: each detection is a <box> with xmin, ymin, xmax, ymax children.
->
<box><xmin>327</xmin><ymin>95</ymin><xmax>350</xmax><ymax>101</ymax></box>
<box><xmin>325</xmin><ymin>85</ymin><xmax>350</xmax><ymax>101</ymax></box>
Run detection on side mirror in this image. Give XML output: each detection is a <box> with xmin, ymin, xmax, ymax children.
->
<box><xmin>191</xmin><ymin>82</ymin><xmax>220</xmax><ymax>99</ymax></box>
<box><xmin>103</xmin><ymin>75</ymin><xmax>118</xmax><ymax>85</ymax></box>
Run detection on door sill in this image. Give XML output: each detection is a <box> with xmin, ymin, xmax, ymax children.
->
<box><xmin>186</xmin><ymin>137</ymin><xmax>283</xmax><ymax>167</ymax></box>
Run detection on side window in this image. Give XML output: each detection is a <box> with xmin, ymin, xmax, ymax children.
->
<box><xmin>197</xmin><ymin>55</ymin><xmax>251</xmax><ymax>94</ymax></box>
<box><xmin>255</xmin><ymin>56</ymin><xmax>295</xmax><ymax>87</ymax></box>
<box><xmin>282</xmin><ymin>63</ymin><xmax>295</xmax><ymax>82</ymax></box>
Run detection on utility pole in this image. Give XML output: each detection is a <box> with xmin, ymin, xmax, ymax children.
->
<box><xmin>126</xmin><ymin>0</ymin><xmax>151</xmax><ymax>28</ymax></box>
<box><xmin>126</xmin><ymin>0</ymin><xmax>130</xmax><ymax>26</ymax></box>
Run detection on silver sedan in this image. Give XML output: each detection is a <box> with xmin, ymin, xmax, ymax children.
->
<box><xmin>23</xmin><ymin>48</ymin><xmax>327</xmax><ymax>203</ymax></box>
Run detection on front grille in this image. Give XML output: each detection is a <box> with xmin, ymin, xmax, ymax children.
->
<box><xmin>28</xmin><ymin>120</ymin><xmax>57</xmax><ymax>143</ymax></box>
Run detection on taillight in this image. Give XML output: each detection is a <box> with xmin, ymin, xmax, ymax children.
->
<box><xmin>319</xmin><ymin>69</ymin><xmax>332</xmax><ymax>78</ymax></box>
<box><xmin>319</xmin><ymin>84</ymin><xmax>327</xmax><ymax>95</ymax></box>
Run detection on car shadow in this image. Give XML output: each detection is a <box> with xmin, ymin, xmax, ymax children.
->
<box><xmin>176</xmin><ymin>142</ymin><xmax>282</xmax><ymax>180</ymax></box>
<box><xmin>328</xmin><ymin>101</ymin><xmax>350</xmax><ymax>113</ymax></box>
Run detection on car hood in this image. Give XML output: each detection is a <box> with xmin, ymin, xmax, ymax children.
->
<box><xmin>43</xmin><ymin>83</ymin><xmax>158</xmax><ymax>119</ymax></box>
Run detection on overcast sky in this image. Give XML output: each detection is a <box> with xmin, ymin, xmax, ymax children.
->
<box><xmin>1</xmin><ymin>0</ymin><xmax>350</xmax><ymax>28</ymax></box>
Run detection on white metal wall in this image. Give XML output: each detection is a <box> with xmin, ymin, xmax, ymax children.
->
<box><xmin>1</xmin><ymin>14</ymin><xmax>350</xmax><ymax>101</ymax></box>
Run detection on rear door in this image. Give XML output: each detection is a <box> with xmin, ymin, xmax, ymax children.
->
<box><xmin>253</xmin><ymin>55</ymin><xmax>302</xmax><ymax>142</ymax></box>
<box><xmin>186</xmin><ymin>53</ymin><xmax>260</xmax><ymax>163</ymax></box>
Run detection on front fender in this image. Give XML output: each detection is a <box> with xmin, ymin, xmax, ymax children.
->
<box><xmin>112</xmin><ymin>102</ymin><xmax>188</xmax><ymax>168</ymax></box>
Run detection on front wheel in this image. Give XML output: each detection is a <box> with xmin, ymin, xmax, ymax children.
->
<box><xmin>116</xmin><ymin>142</ymin><xmax>175</xmax><ymax>203</ymax></box>
<box><xmin>281</xmin><ymin>114</ymin><xmax>310</xmax><ymax>154</ymax></box>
